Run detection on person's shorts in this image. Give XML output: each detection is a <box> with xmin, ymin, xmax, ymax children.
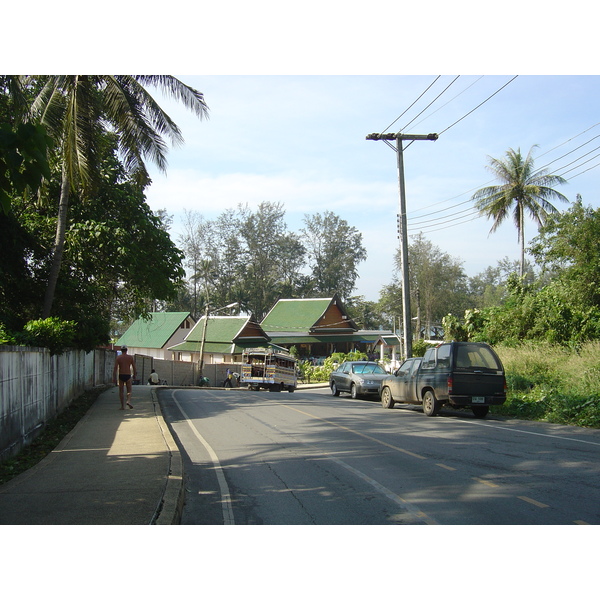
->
<box><xmin>119</xmin><ymin>374</ymin><xmax>132</xmax><ymax>383</ymax></box>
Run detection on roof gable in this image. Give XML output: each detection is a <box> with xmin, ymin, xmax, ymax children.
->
<box><xmin>261</xmin><ymin>296</ymin><xmax>357</xmax><ymax>333</ymax></box>
<box><xmin>117</xmin><ymin>312</ymin><xmax>193</xmax><ymax>349</ymax></box>
<box><xmin>184</xmin><ymin>316</ymin><xmax>270</xmax><ymax>344</ymax></box>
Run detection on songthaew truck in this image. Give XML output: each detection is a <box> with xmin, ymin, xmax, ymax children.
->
<box><xmin>378</xmin><ymin>341</ymin><xmax>507</xmax><ymax>418</ymax></box>
<box><xmin>241</xmin><ymin>347</ymin><xmax>297</xmax><ymax>392</ymax></box>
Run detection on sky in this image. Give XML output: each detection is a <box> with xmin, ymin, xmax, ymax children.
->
<box><xmin>142</xmin><ymin>74</ymin><xmax>600</xmax><ymax>301</ymax></box>
<box><xmin>8</xmin><ymin>3</ymin><xmax>599</xmax><ymax>305</ymax></box>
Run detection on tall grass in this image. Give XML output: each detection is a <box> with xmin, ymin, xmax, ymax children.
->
<box><xmin>494</xmin><ymin>342</ymin><xmax>600</xmax><ymax>428</ymax></box>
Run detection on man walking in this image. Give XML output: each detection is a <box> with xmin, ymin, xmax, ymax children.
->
<box><xmin>113</xmin><ymin>346</ymin><xmax>137</xmax><ymax>409</ymax></box>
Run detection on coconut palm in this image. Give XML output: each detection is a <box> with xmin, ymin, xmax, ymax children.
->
<box><xmin>472</xmin><ymin>146</ymin><xmax>568</xmax><ymax>277</ymax></box>
<box><xmin>25</xmin><ymin>75</ymin><xmax>209</xmax><ymax>318</ymax></box>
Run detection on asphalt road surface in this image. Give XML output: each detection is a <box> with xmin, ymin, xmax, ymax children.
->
<box><xmin>157</xmin><ymin>387</ymin><xmax>600</xmax><ymax>525</ymax></box>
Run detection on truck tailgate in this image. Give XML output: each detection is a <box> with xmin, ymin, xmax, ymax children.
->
<box><xmin>451</xmin><ymin>371</ymin><xmax>506</xmax><ymax>399</ymax></box>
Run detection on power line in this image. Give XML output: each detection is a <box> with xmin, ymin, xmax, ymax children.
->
<box><xmin>407</xmin><ymin>125</ymin><xmax>600</xmax><ymax>221</ymax></box>
<box><xmin>408</xmin><ymin>213</ymin><xmax>483</xmax><ymax>234</ymax></box>
<box><xmin>381</xmin><ymin>76</ymin><xmax>441</xmax><ymax>134</ymax></box>
<box><xmin>567</xmin><ymin>161</ymin><xmax>600</xmax><ymax>179</ymax></box>
<box><xmin>409</xmin><ymin>204</ymin><xmax>478</xmax><ymax>227</ymax></box>
<box><xmin>408</xmin><ymin>76</ymin><xmax>485</xmax><ymax>131</ymax></box>
<box><xmin>437</xmin><ymin>75</ymin><xmax>519</xmax><ymax>136</ymax></box>
<box><xmin>399</xmin><ymin>75</ymin><xmax>461</xmax><ymax>132</ymax></box>
<box><xmin>556</xmin><ymin>151</ymin><xmax>600</xmax><ymax>177</ymax></box>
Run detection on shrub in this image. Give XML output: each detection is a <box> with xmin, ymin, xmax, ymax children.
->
<box><xmin>493</xmin><ymin>342</ymin><xmax>600</xmax><ymax>428</ymax></box>
<box><xmin>15</xmin><ymin>317</ymin><xmax>76</xmax><ymax>355</ymax></box>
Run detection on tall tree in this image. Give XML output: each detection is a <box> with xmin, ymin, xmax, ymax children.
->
<box><xmin>301</xmin><ymin>211</ymin><xmax>367</xmax><ymax>301</ymax></box>
<box><xmin>25</xmin><ymin>75</ymin><xmax>209</xmax><ymax>318</ymax></box>
<box><xmin>471</xmin><ymin>146</ymin><xmax>568</xmax><ymax>277</ymax></box>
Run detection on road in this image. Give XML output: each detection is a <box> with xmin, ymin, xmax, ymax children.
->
<box><xmin>157</xmin><ymin>387</ymin><xmax>600</xmax><ymax>525</ymax></box>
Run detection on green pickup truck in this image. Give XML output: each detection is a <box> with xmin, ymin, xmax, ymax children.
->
<box><xmin>379</xmin><ymin>342</ymin><xmax>507</xmax><ymax>418</ymax></box>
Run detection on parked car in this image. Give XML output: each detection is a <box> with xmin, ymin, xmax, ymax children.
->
<box><xmin>330</xmin><ymin>361</ymin><xmax>390</xmax><ymax>399</ymax></box>
<box><xmin>378</xmin><ymin>342</ymin><xmax>507</xmax><ymax>418</ymax></box>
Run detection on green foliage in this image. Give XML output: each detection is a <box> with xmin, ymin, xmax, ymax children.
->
<box><xmin>0</xmin><ymin>122</ymin><xmax>53</xmax><ymax>214</ymax></box>
<box><xmin>179</xmin><ymin>203</ymin><xmax>310</xmax><ymax>321</ymax></box>
<box><xmin>301</xmin><ymin>210</ymin><xmax>367</xmax><ymax>302</ymax></box>
<box><xmin>0</xmin><ymin>322</ymin><xmax>15</xmax><ymax>344</ymax></box>
<box><xmin>15</xmin><ymin>317</ymin><xmax>76</xmax><ymax>355</ymax></box>
<box><xmin>2</xmin><ymin>131</ymin><xmax>186</xmax><ymax>349</ymax></box>
<box><xmin>411</xmin><ymin>339</ymin><xmax>436</xmax><ymax>357</ymax></box>
<box><xmin>493</xmin><ymin>343</ymin><xmax>600</xmax><ymax>428</ymax></box>
<box><xmin>299</xmin><ymin>351</ymin><xmax>370</xmax><ymax>383</ymax></box>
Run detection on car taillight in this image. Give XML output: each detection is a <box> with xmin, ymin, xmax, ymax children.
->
<box><xmin>503</xmin><ymin>376</ymin><xmax>508</xmax><ymax>392</ymax></box>
<box><xmin>447</xmin><ymin>375</ymin><xmax>453</xmax><ymax>393</ymax></box>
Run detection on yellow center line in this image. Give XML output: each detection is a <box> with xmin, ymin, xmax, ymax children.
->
<box><xmin>473</xmin><ymin>477</ymin><xmax>500</xmax><ymax>488</ymax></box>
<box><xmin>436</xmin><ymin>463</ymin><xmax>456</xmax><ymax>471</ymax></box>
<box><xmin>281</xmin><ymin>404</ymin><xmax>427</xmax><ymax>460</ymax></box>
<box><xmin>518</xmin><ymin>496</ymin><xmax>549</xmax><ymax>508</ymax></box>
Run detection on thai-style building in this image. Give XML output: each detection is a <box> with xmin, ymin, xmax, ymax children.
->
<box><xmin>260</xmin><ymin>295</ymin><xmax>388</xmax><ymax>360</ymax></box>
<box><xmin>116</xmin><ymin>312</ymin><xmax>196</xmax><ymax>359</ymax></box>
<box><xmin>167</xmin><ymin>316</ymin><xmax>271</xmax><ymax>363</ymax></box>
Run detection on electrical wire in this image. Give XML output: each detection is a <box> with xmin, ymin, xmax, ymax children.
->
<box><xmin>408</xmin><ymin>213</ymin><xmax>483</xmax><ymax>234</ymax></box>
<box><xmin>380</xmin><ymin>76</ymin><xmax>441</xmax><ymax>134</ymax></box>
<box><xmin>406</xmin><ymin>124</ymin><xmax>600</xmax><ymax>222</ymax></box>
<box><xmin>437</xmin><ymin>75</ymin><xmax>519</xmax><ymax>136</ymax></box>
<box><xmin>408</xmin><ymin>204</ymin><xmax>478</xmax><ymax>226</ymax></box>
<box><xmin>407</xmin><ymin>76</ymin><xmax>485</xmax><ymax>131</ymax></box>
<box><xmin>398</xmin><ymin>75</ymin><xmax>461</xmax><ymax>132</ymax></box>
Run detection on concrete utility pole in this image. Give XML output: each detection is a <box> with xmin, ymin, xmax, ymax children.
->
<box><xmin>366</xmin><ymin>132</ymin><xmax>438</xmax><ymax>359</ymax></box>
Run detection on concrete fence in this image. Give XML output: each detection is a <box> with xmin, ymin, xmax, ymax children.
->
<box><xmin>0</xmin><ymin>346</ymin><xmax>115</xmax><ymax>463</ymax></box>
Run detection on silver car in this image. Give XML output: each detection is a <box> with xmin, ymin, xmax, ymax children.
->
<box><xmin>329</xmin><ymin>361</ymin><xmax>389</xmax><ymax>399</ymax></box>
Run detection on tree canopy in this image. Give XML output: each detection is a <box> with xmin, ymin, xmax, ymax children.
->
<box><xmin>472</xmin><ymin>146</ymin><xmax>568</xmax><ymax>277</ymax></box>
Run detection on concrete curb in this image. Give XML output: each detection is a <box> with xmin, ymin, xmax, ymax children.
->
<box><xmin>151</xmin><ymin>388</ymin><xmax>184</xmax><ymax>525</ymax></box>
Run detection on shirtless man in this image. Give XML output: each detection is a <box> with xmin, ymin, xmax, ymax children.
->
<box><xmin>113</xmin><ymin>346</ymin><xmax>137</xmax><ymax>409</ymax></box>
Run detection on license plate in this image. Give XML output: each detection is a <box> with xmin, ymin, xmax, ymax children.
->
<box><xmin>472</xmin><ymin>396</ymin><xmax>485</xmax><ymax>403</ymax></box>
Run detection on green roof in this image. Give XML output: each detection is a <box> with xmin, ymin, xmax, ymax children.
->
<box><xmin>261</xmin><ymin>298</ymin><xmax>338</xmax><ymax>332</ymax></box>
<box><xmin>183</xmin><ymin>316</ymin><xmax>261</xmax><ymax>343</ymax></box>
<box><xmin>168</xmin><ymin>316</ymin><xmax>269</xmax><ymax>353</ymax></box>
<box><xmin>117</xmin><ymin>312</ymin><xmax>192</xmax><ymax>349</ymax></box>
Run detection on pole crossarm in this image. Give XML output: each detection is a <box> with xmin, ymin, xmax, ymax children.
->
<box><xmin>366</xmin><ymin>133</ymin><xmax>438</xmax><ymax>141</ymax></box>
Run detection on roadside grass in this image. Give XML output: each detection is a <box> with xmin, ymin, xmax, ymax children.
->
<box><xmin>493</xmin><ymin>342</ymin><xmax>600</xmax><ymax>428</ymax></box>
<box><xmin>0</xmin><ymin>385</ymin><xmax>109</xmax><ymax>486</ymax></box>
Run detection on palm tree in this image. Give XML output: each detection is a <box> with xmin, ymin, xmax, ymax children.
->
<box><xmin>25</xmin><ymin>75</ymin><xmax>209</xmax><ymax>318</ymax></box>
<box><xmin>472</xmin><ymin>146</ymin><xmax>568</xmax><ymax>277</ymax></box>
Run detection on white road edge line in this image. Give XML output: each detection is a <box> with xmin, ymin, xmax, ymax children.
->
<box><xmin>171</xmin><ymin>390</ymin><xmax>235</xmax><ymax>525</ymax></box>
<box><xmin>469</xmin><ymin>420</ymin><xmax>600</xmax><ymax>447</ymax></box>
<box><xmin>325</xmin><ymin>455</ymin><xmax>438</xmax><ymax>525</ymax></box>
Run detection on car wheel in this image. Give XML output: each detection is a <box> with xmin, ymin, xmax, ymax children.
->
<box><xmin>351</xmin><ymin>384</ymin><xmax>358</xmax><ymax>399</ymax></box>
<box><xmin>381</xmin><ymin>387</ymin><xmax>395</xmax><ymax>409</ymax></box>
<box><xmin>331</xmin><ymin>382</ymin><xmax>340</xmax><ymax>396</ymax></box>
<box><xmin>422</xmin><ymin>390</ymin><xmax>440</xmax><ymax>416</ymax></box>
<box><xmin>472</xmin><ymin>406</ymin><xmax>489</xmax><ymax>418</ymax></box>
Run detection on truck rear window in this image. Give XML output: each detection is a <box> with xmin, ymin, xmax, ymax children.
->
<box><xmin>455</xmin><ymin>344</ymin><xmax>502</xmax><ymax>370</ymax></box>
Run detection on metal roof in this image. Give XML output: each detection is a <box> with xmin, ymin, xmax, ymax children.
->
<box><xmin>117</xmin><ymin>312</ymin><xmax>193</xmax><ymax>349</ymax></box>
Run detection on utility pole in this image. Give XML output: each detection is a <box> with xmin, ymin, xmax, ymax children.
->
<box><xmin>366</xmin><ymin>132</ymin><xmax>438</xmax><ymax>359</ymax></box>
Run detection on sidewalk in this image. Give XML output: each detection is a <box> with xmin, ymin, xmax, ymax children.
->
<box><xmin>0</xmin><ymin>384</ymin><xmax>182</xmax><ymax>525</ymax></box>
